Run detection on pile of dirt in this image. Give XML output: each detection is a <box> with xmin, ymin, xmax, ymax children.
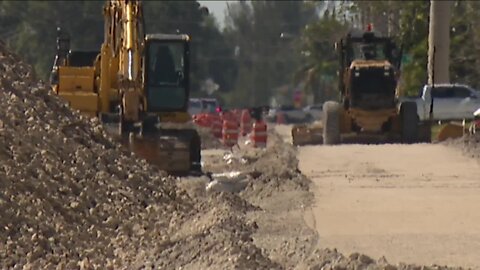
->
<box><xmin>198</xmin><ymin>128</ymin><xmax>311</xmax><ymax>202</ymax></box>
<box><xmin>446</xmin><ymin>133</ymin><xmax>480</xmax><ymax>159</ymax></box>
<box><xmin>136</xmin><ymin>192</ymin><xmax>278</xmax><ymax>269</ymax></box>
<box><xmin>298</xmin><ymin>248</ymin><xmax>465</xmax><ymax>270</ymax></box>
<box><xmin>228</xmin><ymin>131</ymin><xmax>311</xmax><ymax>200</ymax></box>
<box><xmin>247</xmin><ymin>132</ymin><xmax>309</xmax><ymax>190</ymax></box>
<box><xmin>0</xmin><ymin>41</ymin><xmax>183</xmax><ymax>268</ymax></box>
<box><xmin>0</xmin><ymin>41</ymin><xmax>278</xmax><ymax>269</ymax></box>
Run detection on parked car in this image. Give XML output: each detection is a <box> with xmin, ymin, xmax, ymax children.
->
<box><xmin>267</xmin><ymin>105</ymin><xmax>309</xmax><ymax>123</ymax></box>
<box><xmin>303</xmin><ymin>104</ymin><xmax>323</xmax><ymax>120</ymax></box>
<box><xmin>405</xmin><ymin>84</ymin><xmax>480</xmax><ymax>121</ymax></box>
<box><xmin>188</xmin><ymin>98</ymin><xmax>221</xmax><ymax>115</ymax></box>
<box><xmin>201</xmin><ymin>98</ymin><xmax>220</xmax><ymax>113</ymax></box>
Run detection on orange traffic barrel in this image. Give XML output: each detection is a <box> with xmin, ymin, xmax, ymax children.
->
<box><xmin>221</xmin><ymin>111</ymin><xmax>236</xmax><ymax>122</ymax></box>
<box><xmin>210</xmin><ymin>113</ymin><xmax>223</xmax><ymax>138</ymax></box>
<box><xmin>251</xmin><ymin>120</ymin><xmax>267</xmax><ymax>148</ymax></box>
<box><xmin>193</xmin><ymin>113</ymin><xmax>211</xmax><ymax>128</ymax></box>
<box><xmin>240</xmin><ymin>109</ymin><xmax>252</xmax><ymax>136</ymax></box>
<box><xmin>222</xmin><ymin>119</ymin><xmax>239</xmax><ymax>147</ymax></box>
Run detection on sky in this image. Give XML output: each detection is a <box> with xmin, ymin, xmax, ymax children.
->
<box><xmin>198</xmin><ymin>1</ymin><xmax>230</xmax><ymax>27</ymax></box>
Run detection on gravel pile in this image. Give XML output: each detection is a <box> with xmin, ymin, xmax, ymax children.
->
<box><xmin>445</xmin><ymin>133</ymin><xmax>480</xmax><ymax>159</ymax></box>
<box><xmin>239</xmin><ymin>131</ymin><xmax>311</xmax><ymax>200</ymax></box>
<box><xmin>0</xmin><ymin>41</ymin><xmax>188</xmax><ymax>269</ymax></box>
<box><xmin>0</xmin><ymin>41</ymin><xmax>278</xmax><ymax>269</ymax></box>
<box><xmin>299</xmin><ymin>248</ymin><xmax>465</xmax><ymax>270</ymax></box>
<box><xmin>138</xmin><ymin>192</ymin><xmax>279</xmax><ymax>270</ymax></box>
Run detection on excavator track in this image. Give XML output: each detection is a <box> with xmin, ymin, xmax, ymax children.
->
<box><xmin>104</xmin><ymin>122</ymin><xmax>202</xmax><ymax>176</ymax></box>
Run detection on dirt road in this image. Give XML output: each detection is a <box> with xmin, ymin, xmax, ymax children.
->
<box><xmin>298</xmin><ymin>143</ymin><xmax>480</xmax><ymax>268</ymax></box>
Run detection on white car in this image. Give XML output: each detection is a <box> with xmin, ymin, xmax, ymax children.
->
<box><xmin>414</xmin><ymin>84</ymin><xmax>480</xmax><ymax>121</ymax></box>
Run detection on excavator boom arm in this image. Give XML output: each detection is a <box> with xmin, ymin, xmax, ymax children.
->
<box><xmin>104</xmin><ymin>0</ymin><xmax>143</xmax><ymax>86</ymax></box>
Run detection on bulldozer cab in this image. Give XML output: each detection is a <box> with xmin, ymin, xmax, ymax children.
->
<box><xmin>144</xmin><ymin>34</ymin><xmax>190</xmax><ymax>114</ymax></box>
<box><xmin>338</xmin><ymin>30</ymin><xmax>401</xmax><ymax>70</ymax></box>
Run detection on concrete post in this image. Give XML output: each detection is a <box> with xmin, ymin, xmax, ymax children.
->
<box><xmin>428</xmin><ymin>0</ymin><xmax>453</xmax><ymax>85</ymax></box>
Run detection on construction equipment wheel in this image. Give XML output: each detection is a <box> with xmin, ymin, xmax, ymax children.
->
<box><xmin>323</xmin><ymin>101</ymin><xmax>341</xmax><ymax>145</ymax></box>
<box><xmin>400</xmin><ymin>101</ymin><xmax>419</xmax><ymax>143</ymax></box>
<box><xmin>187</xmin><ymin>129</ymin><xmax>202</xmax><ymax>172</ymax></box>
<box><xmin>418</xmin><ymin>121</ymin><xmax>432</xmax><ymax>143</ymax></box>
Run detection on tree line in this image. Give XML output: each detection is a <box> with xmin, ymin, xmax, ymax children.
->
<box><xmin>0</xmin><ymin>1</ymin><xmax>477</xmax><ymax>108</ymax></box>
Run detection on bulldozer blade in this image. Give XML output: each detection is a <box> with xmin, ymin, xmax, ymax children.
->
<box><xmin>291</xmin><ymin>124</ymin><xmax>323</xmax><ymax>146</ymax></box>
<box><xmin>436</xmin><ymin>122</ymin><xmax>466</xmax><ymax>142</ymax></box>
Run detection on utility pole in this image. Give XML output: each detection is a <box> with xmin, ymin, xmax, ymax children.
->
<box><xmin>428</xmin><ymin>0</ymin><xmax>453</xmax><ymax>85</ymax></box>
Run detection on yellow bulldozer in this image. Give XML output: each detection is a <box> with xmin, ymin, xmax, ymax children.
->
<box><xmin>50</xmin><ymin>0</ymin><xmax>201</xmax><ymax>174</ymax></box>
<box><xmin>293</xmin><ymin>26</ymin><xmax>431</xmax><ymax>145</ymax></box>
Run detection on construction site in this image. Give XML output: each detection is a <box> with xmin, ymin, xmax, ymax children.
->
<box><xmin>1</xmin><ymin>0</ymin><xmax>480</xmax><ymax>269</ymax></box>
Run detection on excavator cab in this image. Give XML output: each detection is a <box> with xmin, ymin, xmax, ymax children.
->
<box><xmin>144</xmin><ymin>34</ymin><xmax>190</xmax><ymax>115</ymax></box>
<box><xmin>139</xmin><ymin>34</ymin><xmax>202</xmax><ymax>174</ymax></box>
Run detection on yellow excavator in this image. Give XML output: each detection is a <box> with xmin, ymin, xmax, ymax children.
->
<box><xmin>50</xmin><ymin>0</ymin><xmax>201</xmax><ymax>174</ymax></box>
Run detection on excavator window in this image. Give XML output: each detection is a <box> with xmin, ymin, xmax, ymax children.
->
<box><xmin>151</xmin><ymin>46</ymin><xmax>178</xmax><ymax>85</ymax></box>
<box><xmin>148</xmin><ymin>43</ymin><xmax>184</xmax><ymax>86</ymax></box>
<box><xmin>145</xmin><ymin>40</ymin><xmax>189</xmax><ymax>111</ymax></box>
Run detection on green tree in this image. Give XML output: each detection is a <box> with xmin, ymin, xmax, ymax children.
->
<box><xmin>224</xmin><ymin>1</ymin><xmax>317</xmax><ymax>107</ymax></box>
<box><xmin>0</xmin><ymin>1</ymin><xmax>104</xmax><ymax>80</ymax></box>
<box><xmin>0</xmin><ymin>0</ymin><xmax>232</xmax><ymax>95</ymax></box>
<box><xmin>449</xmin><ymin>1</ymin><xmax>480</xmax><ymax>89</ymax></box>
<box><xmin>143</xmin><ymin>1</ymin><xmax>236</xmax><ymax>95</ymax></box>
<box><xmin>297</xmin><ymin>7</ymin><xmax>350</xmax><ymax>103</ymax></box>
